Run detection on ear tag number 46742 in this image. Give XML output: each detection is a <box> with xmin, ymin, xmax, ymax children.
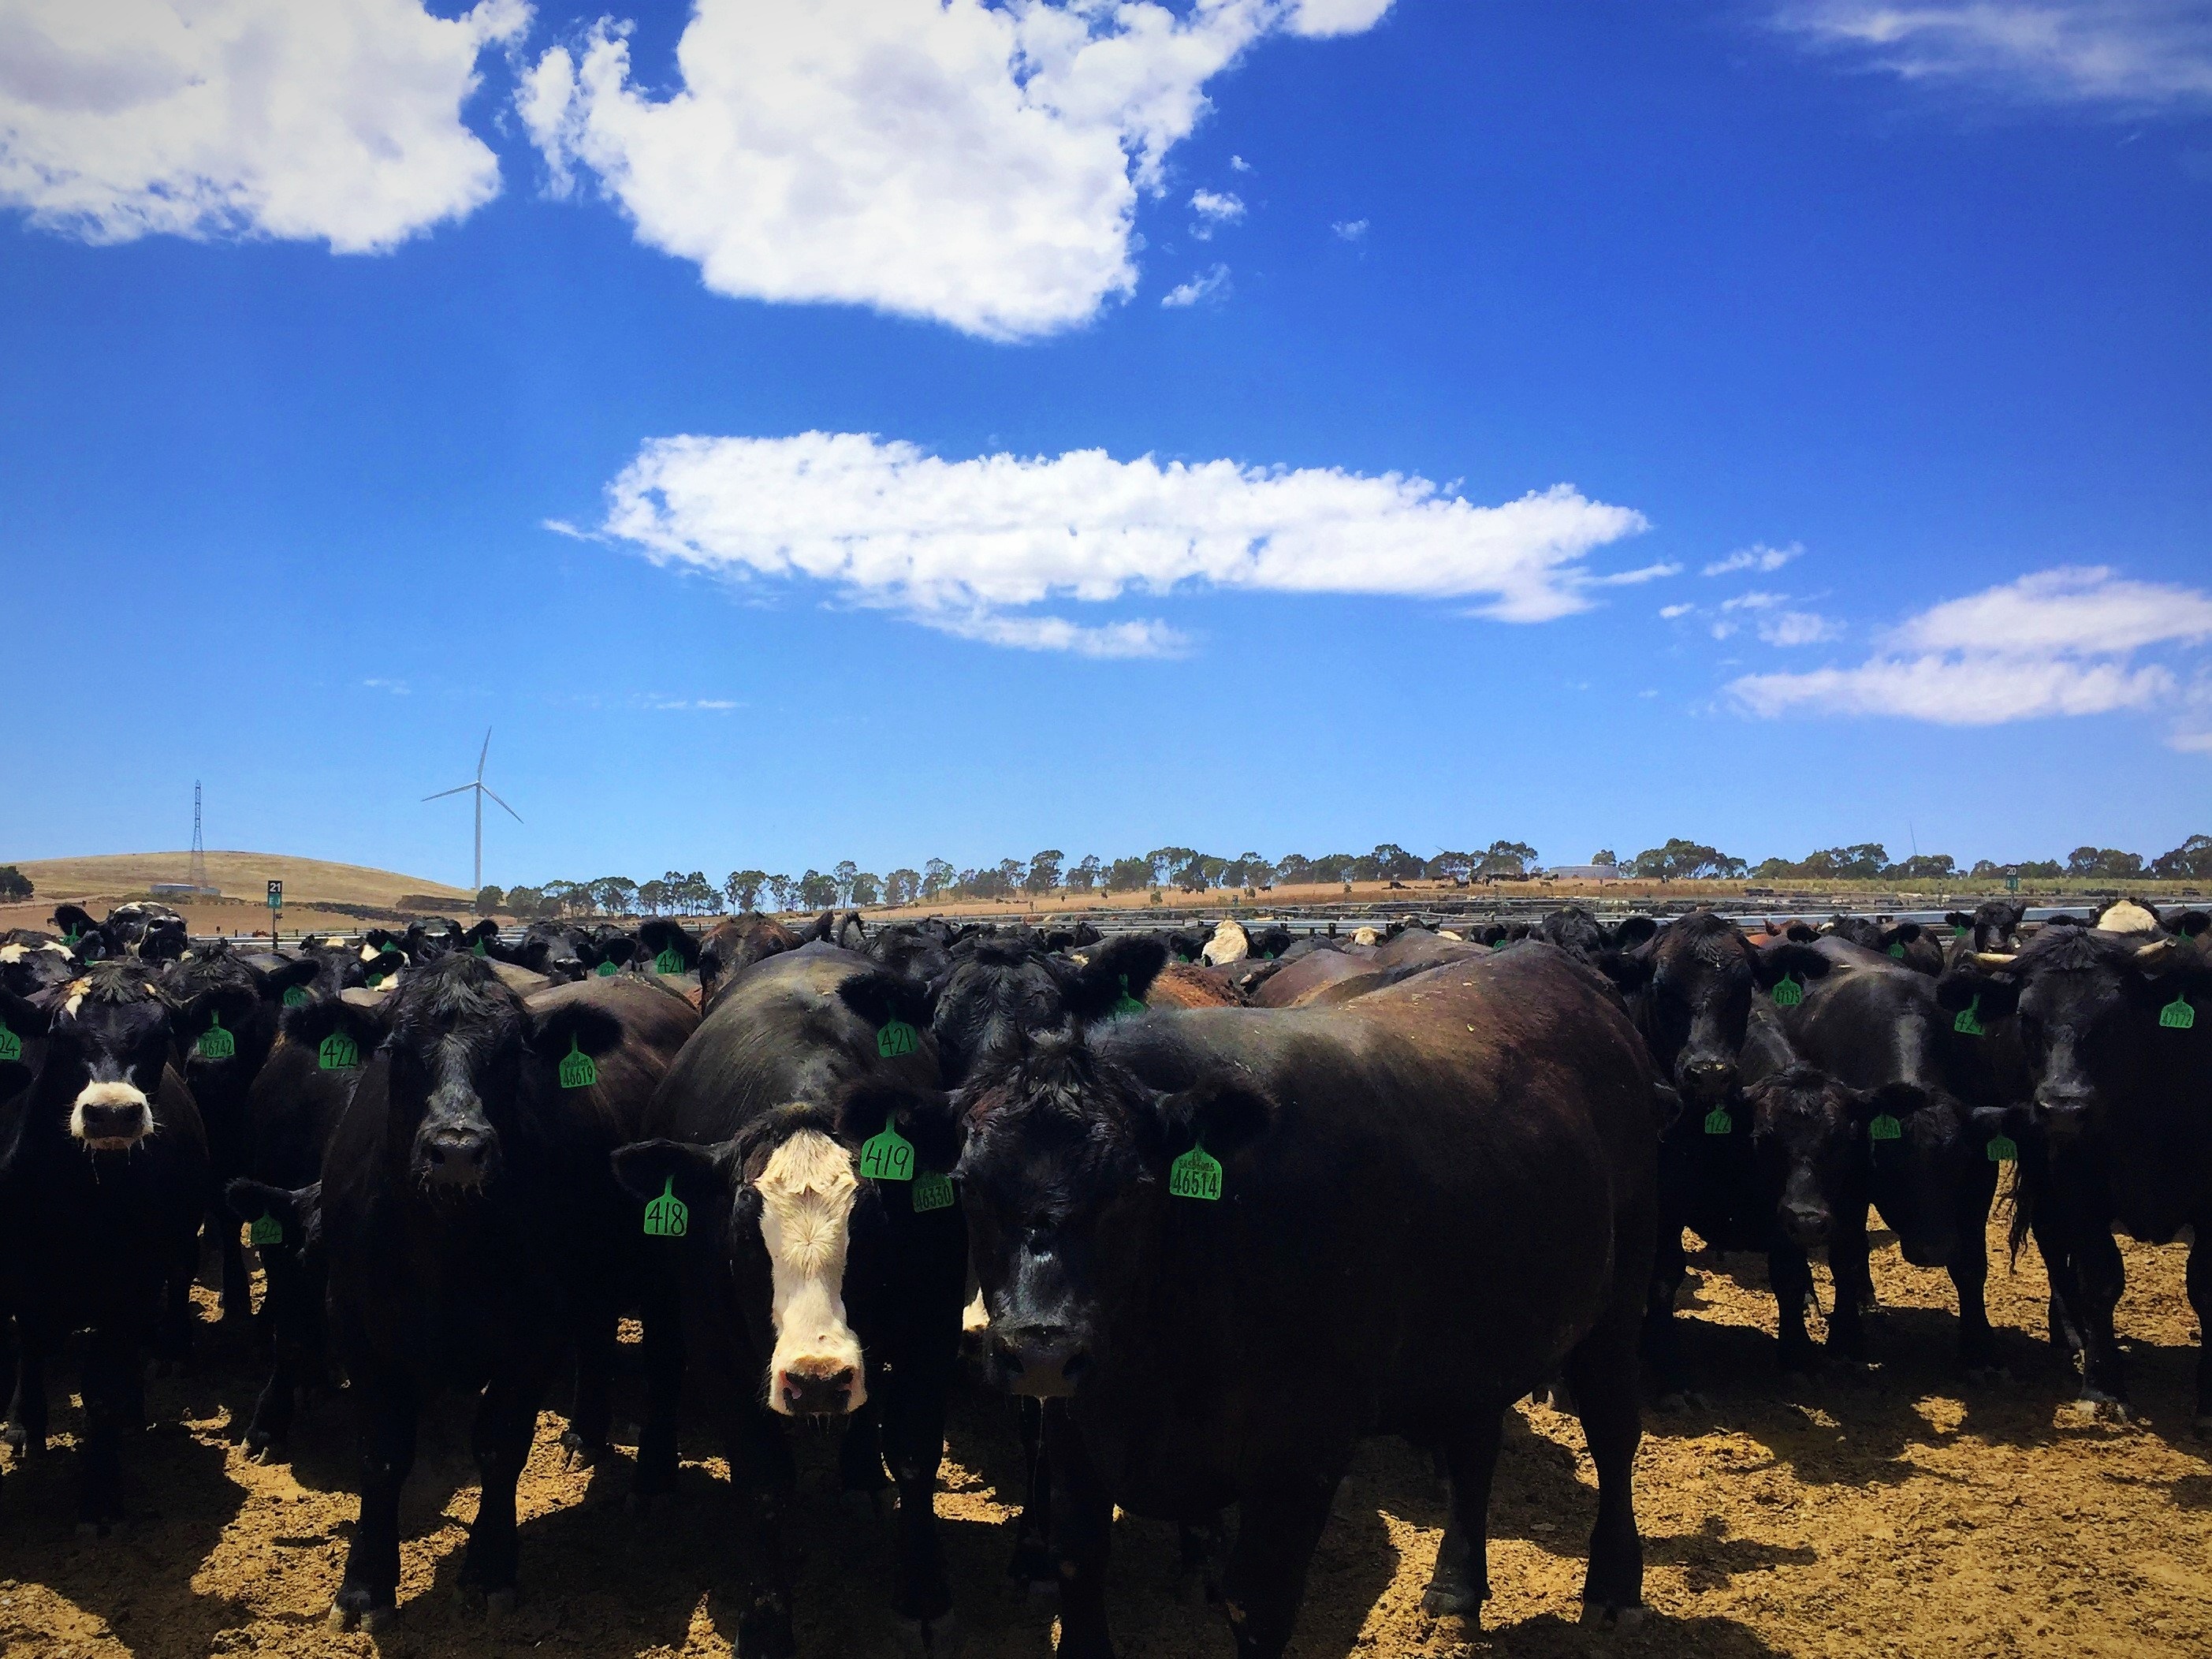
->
<box><xmin>877</xmin><ymin>1017</ymin><xmax>919</xmax><ymax>1059</ymax></box>
<box><xmin>642</xmin><ymin>1177</ymin><xmax>688</xmax><ymax>1238</ymax></box>
<box><xmin>859</xmin><ymin>1122</ymin><xmax>914</xmax><ymax>1181</ymax></box>
<box><xmin>1771</xmin><ymin>975</ymin><xmax>1803</xmax><ymax>1008</ymax></box>
<box><xmin>1169</xmin><ymin>1141</ymin><xmax>1222</xmax><ymax>1201</ymax></box>
<box><xmin>559</xmin><ymin>1037</ymin><xmax>598</xmax><ymax>1090</ymax></box>
<box><xmin>197</xmin><ymin>1015</ymin><xmax>236</xmax><ymax>1061</ymax></box>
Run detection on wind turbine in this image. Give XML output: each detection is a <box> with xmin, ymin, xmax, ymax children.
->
<box><xmin>424</xmin><ymin>728</ymin><xmax>521</xmax><ymax>893</ymax></box>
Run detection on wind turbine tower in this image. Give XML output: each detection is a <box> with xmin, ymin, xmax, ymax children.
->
<box><xmin>424</xmin><ymin>729</ymin><xmax>521</xmax><ymax>893</ymax></box>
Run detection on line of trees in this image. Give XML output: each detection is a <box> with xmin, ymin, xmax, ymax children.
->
<box><xmin>474</xmin><ymin>832</ymin><xmax>2210</xmax><ymax>919</ymax></box>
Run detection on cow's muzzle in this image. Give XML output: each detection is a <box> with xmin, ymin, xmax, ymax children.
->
<box><xmin>775</xmin><ymin>1359</ymin><xmax>862</xmax><ymax>1417</ymax></box>
<box><xmin>1780</xmin><ymin>1200</ymin><xmax>1830</xmax><ymax>1249</ymax></box>
<box><xmin>419</xmin><ymin>1123</ymin><xmax>501</xmax><ymax>1189</ymax></box>
<box><xmin>1677</xmin><ymin>1056</ymin><xmax>1737</xmax><ymax>1102</ymax></box>
<box><xmin>71</xmin><ymin>1083</ymin><xmax>151</xmax><ymax>1150</ymax></box>
<box><xmin>991</xmin><ymin>1323</ymin><xmax>1090</xmax><ymax>1398</ymax></box>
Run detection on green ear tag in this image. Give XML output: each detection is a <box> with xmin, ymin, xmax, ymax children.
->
<box><xmin>1112</xmin><ymin>974</ymin><xmax>1145</xmax><ymax>1016</ymax></box>
<box><xmin>654</xmin><ymin>948</ymin><xmax>684</xmax><ymax>975</ymax></box>
<box><xmin>247</xmin><ymin>1213</ymin><xmax>283</xmax><ymax>1247</ymax></box>
<box><xmin>642</xmin><ymin>1177</ymin><xmax>689</xmax><ymax>1238</ymax></box>
<box><xmin>558</xmin><ymin>1037</ymin><xmax>598</xmax><ymax>1090</ymax></box>
<box><xmin>1491</xmin><ymin>938</ymin><xmax>1506</xmax><ymax>950</ymax></box>
<box><xmin>1868</xmin><ymin>1113</ymin><xmax>1903</xmax><ymax>1143</ymax></box>
<box><xmin>282</xmin><ymin>985</ymin><xmax>310</xmax><ymax>1009</ymax></box>
<box><xmin>858</xmin><ymin>1122</ymin><xmax>914</xmax><ymax>1181</ymax></box>
<box><xmin>1771</xmin><ymin>975</ymin><xmax>1803</xmax><ymax>1008</ymax></box>
<box><xmin>63</xmin><ymin>927</ymin><xmax>80</xmax><ymax>945</ymax></box>
<box><xmin>912</xmin><ymin>1171</ymin><xmax>956</xmax><ymax>1213</ymax></box>
<box><xmin>1987</xmin><ymin>1134</ymin><xmax>2018</xmax><ymax>1163</ymax></box>
<box><xmin>1168</xmin><ymin>1140</ymin><xmax>1223</xmax><ymax>1200</ymax></box>
<box><xmin>318</xmin><ymin>1031</ymin><xmax>360</xmax><ymax>1071</ymax></box>
<box><xmin>877</xmin><ymin>1017</ymin><xmax>920</xmax><ymax>1059</ymax></box>
<box><xmin>596</xmin><ymin>960</ymin><xmax>618</xmax><ymax>976</ymax></box>
<box><xmin>1953</xmin><ymin>996</ymin><xmax>1985</xmax><ymax>1038</ymax></box>
<box><xmin>196</xmin><ymin>1014</ymin><xmax>236</xmax><ymax>1061</ymax></box>
<box><xmin>2160</xmin><ymin>994</ymin><xmax>2196</xmax><ymax>1031</ymax></box>
<box><xmin>1887</xmin><ymin>943</ymin><xmax>1906</xmax><ymax>960</ymax></box>
<box><xmin>472</xmin><ymin>940</ymin><xmax>487</xmax><ymax>958</ymax></box>
<box><xmin>366</xmin><ymin>970</ymin><xmax>388</xmax><ymax>990</ymax></box>
<box><xmin>1952</xmin><ymin>926</ymin><xmax>1969</xmax><ymax>940</ymax></box>
<box><xmin>0</xmin><ymin>1023</ymin><xmax>21</xmax><ymax>1064</ymax></box>
<box><xmin>1703</xmin><ymin>1107</ymin><xmax>1733</xmax><ymax>1136</ymax></box>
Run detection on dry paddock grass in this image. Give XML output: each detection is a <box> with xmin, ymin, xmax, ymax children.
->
<box><xmin>3</xmin><ymin>1216</ymin><xmax>2207</xmax><ymax>1659</ymax></box>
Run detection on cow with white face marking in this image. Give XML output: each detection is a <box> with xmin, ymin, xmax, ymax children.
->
<box><xmin>1</xmin><ymin>933</ymin><xmax>84</xmax><ymax>999</ymax></box>
<box><xmin>0</xmin><ymin>964</ymin><xmax>208</xmax><ymax>1530</ymax></box>
<box><xmin>611</xmin><ymin>944</ymin><xmax>966</xmax><ymax>1657</ymax></box>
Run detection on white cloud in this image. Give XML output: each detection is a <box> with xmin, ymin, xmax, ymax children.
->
<box><xmin>1728</xmin><ymin>565</ymin><xmax>2212</xmax><ymax>729</ymax></box>
<box><xmin>1229</xmin><ymin>153</ymin><xmax>1253</xmax><ymax>172</ymax></box>
<box><xmin>578</xmin><ymin>431</ymin><xmax>1651</xmax><ymax>656</ymax></box>
<box><xmin>1721</xmin><ymin>590</ymin><xmax>1787</xmax><ymax>611</ymax></box>
<box><xmin>1162</xmin><ymin>263</ymin><xmax>1231</xmax><ymax>307</ymax></box>
<box><xmin>1331</xmin><ymin>216</ymin><xmax>1369</xmax><ymax>240</ymax></box>
<box><xmin>0</xmin><ymin>0</ymin><xmax>528</xmax><ymax>252</ymax></box>
<box><xmin>520</xmin><ymin>0</ymin><xmax>1391</xmax><ymax>341</ymax></box>
<box><xmin>1776</xmin><ymin>1</ymin><xmax>2212</xmax><ymax>111</ymax></box>
<box><xmin>1590</xmin><ymin>561</ymin><xmax>1680</xmax><ymax>586</ymax></box>
<box><xmin>1659</xmin><ymin>602</ymin><xmax>1695</xmax><ymax>619</ymax></box>
<box><xmin>1704</xmin><ymin>541</ymin><xmax>1801</xmax><ymax>576</ymax></box>
<box><xmin>363</xmin><ymin>677</ymin><xmax>411</xmax><ymax>695</ymax></box>
<box><xmin>1190</xmin><ymin>188</ymin><xmax>1246</xmax><ymax>222</ymax></box>
<box><xmin>1758</xmin><ymin>610</ymin><xmax>1843</xmax><ymax>646</ymax></box>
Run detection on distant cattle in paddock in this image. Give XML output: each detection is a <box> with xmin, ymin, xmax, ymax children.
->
<box><xmin>966</xmin><ymin>942</ymin><xmax>1659</xmax><ymax>1652</ymax></box>
<box><xmin>318</xmin><ymin>956</ymin><xmax>677</xmax><ymax>1629</ymax></box>
<box><xmin>612</xmin><ymin>945</ymin><xmax>965</xmax><ymax>1654</ymax></box>
<box><xmin>0</xmin><ymin>964</ymin><xmax>208</xmax><ymax>1530</ymax></box>
<box><xmin>1936</xmin><ymin>927</ymin><xmax>2212</xmax><ymax>1424</ymax></box>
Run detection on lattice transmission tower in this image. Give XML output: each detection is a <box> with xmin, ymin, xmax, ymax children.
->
<box><xmin>190</xmin><ymin>781</ymin><xmax>207</xmax><ymax>891</ymax></box>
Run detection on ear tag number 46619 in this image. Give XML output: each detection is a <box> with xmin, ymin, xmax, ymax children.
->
<box><xmin>1771</xmin><ymin>975</ymin><xmax>1803</xmax><ymax>1008</ymax></box>
<box><xmin>643</xmin><ymin>1177</ymin><xmax>688</xmax><ymax>1238</ymax></box>
<box><xmin>877</xmin><ymin>1017</ymin><xmax>919</xmax><ymax>1059</ymax></box>
<box><xmin>559</xmin><ymin>1037</ymin><xmax>598</xmax><ymax>1090</ymax></box>
<box><xmin>859</xmin><ymin>1122</ymin><xmax>914</xmax><ymax>1181</ymax></box>
<box><xmin>1169</xmin><ymin>1141</ymin><xmax>1222</xmax><ymax>1201</ymax></box>
<box><xmin>197</xmin><ymin>1014</ymin><xmax>236</xmax><ymax>1061</ymax></box>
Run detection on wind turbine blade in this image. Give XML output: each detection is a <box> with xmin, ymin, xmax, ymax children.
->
<box><xmin>477</xmin><ymin>727</ymin><xmax>492</xmax><ymax>781</ymax></box>
<box><xmin>482</xmin><ymin>785</ymin><xmax>523</xmax><ymax>824</ymax></box>
<box><xmin>423</xmin><ymin>783</ymin><xmax>475</xmax><ymax>802</ymax></box>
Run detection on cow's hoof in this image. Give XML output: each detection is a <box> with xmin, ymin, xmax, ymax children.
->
<box><xmin>1653</xmin><ymin>1390</ymin><xmax>1689</xmax><ymax>1414</ymax></box>
<box><xmin>1581</xmin><ymin>1601</ymin><xmax>1647</xmax><ymax>1629</ymax></box>
<box><xmin>484</xmin><ymin>1588</ymin><xmax>516</xmax><ymax>1619</ymax></box>
<box><xmin>330</xmin><ymin>1591</ymin><xmax>395</xmax><ymax>1632</ymax></box>
<box><xmin>1421</xmin><ymin>1580</ymin><xmax>1483</xmax><ymax>1618</ymax></box>
<box><xmin>896</xmin><ymin>1610</ymin><xmax>962</xmax><ymax>1657</ymax></box>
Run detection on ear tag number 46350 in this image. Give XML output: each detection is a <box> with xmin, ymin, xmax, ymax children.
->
<box><xmin>1169</xmin><ymin>1141</ymin><xmax>1222</xmax><ymax>1201</ymax></box>
<box><xmin>859</xmin><ymin>1122</ymin><xmax>914</xmax><ymax>1181</ymax></box>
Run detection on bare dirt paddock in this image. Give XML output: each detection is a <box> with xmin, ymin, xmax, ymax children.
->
<box><xmin>4</xmin><ymin>1217</ymin><xmax>2207</xmax><ymax>1659</ymax></box>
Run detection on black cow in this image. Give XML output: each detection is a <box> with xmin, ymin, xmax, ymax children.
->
<box><xmin>1935</xmin><ymin>928</ymin><xmax>2211</xmax><ymax>1422</ymax></box>
<box><xmin>867</xmin><ymin>920</ymin><xmax>958</xmax><ymax>987</ymax></box>
<box><xmin>163</xmin><ymin>941</ymin><xmax>321</xmax><ymax>1321</ymax></box>
<box><xmin>1</xmin><ymin>934</ymin><xmax>83</xmax><ymax>998</ymax></box>
<box><xmin>0</xmin><ymin>965</ymin><xmax>208</xmax><ymax>1529</ymax></box>
<box><xmin>1782</xmin><ymin>938</ymin><xmax>2013</xmax><ymax>1372</ymax></box>
<box><xmin>1945</xmin><ymin>900</ymin><xmax>2028</xmax><ymax>955</ymax></box>
<box><xmin>929</xmin><ymin>932</ymin><xmax>1167</xmax><ymax>1085</ymax></box>
<box><xmin>319</xmin><ymin>956</ymin><xmax>665</xmax><ymax>1627</ymax></box>
<box><xmin>1599</xmin><ymin>911</ymin><xmax>1829</xmax><ymax>1107</ymax></box>
<box><xmin>611</xmin><ymin>945</ymin><xmax>965</xmax><ymax>1655</ymax></box>
<box><xmin>961</xmin><ymin>943</ymin><xmax>1658</xmax><ymax>1653</ymax></box>
<box><xmin>696</xmin><ymin>912</ymin><xmax>803</xmax><ymax>1010</ymax></box>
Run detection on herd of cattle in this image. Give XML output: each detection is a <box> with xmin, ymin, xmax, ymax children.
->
<box><xmin>0</xmin><ymin>890</ymin><xmax>2206</xmax><ymax>1657</ymax></box>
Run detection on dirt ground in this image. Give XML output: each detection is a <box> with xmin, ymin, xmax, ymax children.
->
<box><xmin>2</xmin><ymin>1211</ymin><xmax>2206</xmax><ymax>1659</ymax></box>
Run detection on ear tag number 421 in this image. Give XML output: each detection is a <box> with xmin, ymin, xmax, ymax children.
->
<box><xmin>877</xmin><ymin>1017</ymin><xmax>920</xmax><ymax>1059</ymax></box>
<box><xmin>197</xmin><ymin>1014</ymin><xmax>236</xmax><ymax>1061</ymax></box>
<box><xmin>859</xmin><ymin>1123</ymin><xmax>914</xmax><ymax>1181</ymax></box>
<box><xmin>559</xmin><ymin>1038</ymin><xmax>598</xmax><ymax>1090</ymax></box>
<box><xmin>654</xmin><ymin>948</ymin><xmax>685</xmax><ymax>975</ymax></box>
<box><xmin>1169</xmin><ymin>1141</ymin><xmax>1222</xmax><ymax>1201</ymax></box>
<box><xmin>1771</xmin><ymin>975</ymin><xmax>1803</xmax><ymax>1008</ymax></box>
<box><xmin>642</xmin><ymin>1177</ymin><xmax>688</xmax><ymax>1238</ymax></box>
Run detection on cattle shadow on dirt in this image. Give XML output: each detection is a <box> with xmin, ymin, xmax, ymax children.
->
<box><xmin>1476</xmin><ymin>1610</ymin><xmax>1798</xmax><ymax>1657</ymax></box>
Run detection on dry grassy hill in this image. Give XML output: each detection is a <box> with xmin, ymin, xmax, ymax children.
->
<box><xmin>1</xmin><ymin>852</ymin><xmax>470</xmax><ymax>938</ymax></box>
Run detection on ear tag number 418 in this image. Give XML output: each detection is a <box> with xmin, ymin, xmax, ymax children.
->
<box><xmin>642</xmin><ymin>1177</ymin><xmax>688</xmax><ymax>1238</ymax></box>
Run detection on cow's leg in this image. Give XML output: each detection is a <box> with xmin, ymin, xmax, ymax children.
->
<box><xmin>1419</xmin><ymin>1407</ymin><xmax>1505</xmax><ymax>1618</ymax></box>
<box><xmin>882</xmin><ymin>1359</ymin><xmax>956</xmax><ymax>1641</ymax></box>
<box><xmin>634</xmin><ymin>1273</ymin><xmax>683</xmax><ymax>1501</ymax></box>
<box><xmin>73</xmin><ymin>1326</ymin><xmax>132</xmax><ymax>1532</ymax></box>
<box><xmin>724</xmin><ymin>1403</ymin><xmax>799</xmax><ymax>1658</ymax></box>
<box><xmin>2069</xmin><ymin>1224</ymin><xmax>2129</xmax><ymax>1410</ymax></box>
<box><xmin>1044</xmin><ymin>1404</ymin><xmax>1116</xmax><ymax>1659</ymax></box>
<box><xmin>1826</xmin><ymin>1205</ymin><xmax>1873</xmax><ymax>1362</ymax></box>
<box><xmin>1219</xmin><ymin>1467</ymin><xmax>1339</xmax><ymax>1659</ymax></box>
<box><xmin>2028</xmin><ymin>1209</ymin><xmax>2084</xmax><ymax>1361</ymax></box>
<box><xmin>2185</xmin><ymin>1225</ymin><xmax>2212</xmax><ymax>1433</ymax></box>
<box><xmin>1769</xmin><ymin>1241</ymin><xmax>1819</xmax><ymax>1376</ymax></box>
<box><xmin>1639</xmin><ymin>1217</ymin><xmax>1689</xmax><ymax>1401</ymax></box>
<box><xmin>1007</xmin><ymin>1397</ymin><xmax>1055</xmax><ymax>1590</ymax></box>
<box><xmin>333</xmin><ymin>1373</ymin><xmax>418</xmax><ymax>1629</ymax></box>
<box><xmin>1949</xmin><ymin>1225</ymin><xmax>1998</xmax><ymax>1376</ymax></box>
<box><xmin>460</xmin><ymin>1378</ymin><xmax>541</xmax><ymax>1607</ymax></box>
<box><xmin>216</xmin><ymin>1200</ymin><xmax>253</xmax><ymax>1324</ymax></box>
<box><xmin>1564</xmin><ymin>1326</ymin><xmax>1644</xmax><ymax>1622</ymax></box>
<box><xmin>8</xmin><ymin>1338</ymin><xmax>49</xmax><ymax>1455</ymax></box>
<box><xmin>564</xmin><ymin>1304</ymin><xmax>617</xmax><ymax>1465</ymax></box>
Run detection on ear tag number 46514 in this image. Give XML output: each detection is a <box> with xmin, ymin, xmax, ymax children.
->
<box><xmin>877</xmin><ymin>1017</ymin><xmax>919</xmax><ymax>1059</ymax></box>
<box><xmin>643</xmin><ymin>1177</ymin><xmax>688</xmax><ymax>1238</ymax></box>
<box><xmin>559</xmin><ymin>1037</ymin><xmax>598</xmax><ymax>1090</ymax></box>
<box><xmin>1169</xmin><ymin>1141</ymin><xmax>1222</xmax><ymax>1201</ymax></box>
<box><xmin>859</xmin><ymin>1122</ymin><xmax>914</xmax><ymax>1181</ymax></box>
<box><xmin>197</xmin><ymin>1014</ymin><xmax>236</xmax><ymax>1061</ymax></box>
<box><xmin>1771</xmin><ymin>975</ymin><xmax>1803</xmax><ymax>1008</ymax></box>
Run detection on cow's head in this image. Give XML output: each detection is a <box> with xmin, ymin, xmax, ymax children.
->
<box><xmin>39</xmin><ymin>961</ymin><xmax>175</xmax><ymax>1150</ymax></box>
<box><xmin>930</xmin><ymin>933</ymin><xmax>1167</xmax><ymax>1085</ymax></box>
<box><xmin>955</xmin><ymin>1034</ymin><xmax>1268</xmax><ymax>1400</ymax></box>
<box><xmin>514</xmin><ymin>923</ymin><xmax>590</xmax><ymax>982</ymax></box>
<box><xmin>1603</xmin><ymin>914</ymin><xmax>1828</xmax><ymax>1103</ymax></box>
<box><xmin>0</xmin><ymin>936</ymin><xmax>84</xmax><ymax>998</ymax></box>
<box><xmin>167</xmin><ymin>945</ymin><xmax>320</xmax><ymax>1079</ymax></box>
<box><xmin>380</xmin><ymin>954</ymin><xmax>622</xmax><ymax>1192</ymax></box>
<box><xmin>1741</xmin><ymin>1064</ymin><xmax>1879</xmax><ymax>1250</ymax></box>
<box><xmin>1945</xmin><ymin>901</ymin><xmax>2026</xmax><ymax>954</ymax></box>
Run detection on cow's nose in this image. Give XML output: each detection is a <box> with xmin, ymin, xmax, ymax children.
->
<box><xmin>777</xmin><ymin>1362</ymin><xmax>858</xmax><ymax>1416</ymax></box>
<box><xmin>2035</xmin><ymin>1090</ymin><xmax>2094</xmax><ymax>1136</ymax></box>
<box><xmin>425</xmin><ymin>1127</ymin><xmax>498</xmax><ymax>1187</ymax></box>
<box><xmin>991</xmin><ymin>1325</ymin><xmax>1089</xmax><ymax>1398</ymax></box>
<box><xmin>1782</xmin><ymin>1202</ymin><xmax>1829</xmax><ymax>1247</ymax></box>
<box><xmin>1680</xmin><ymin>1057</ymin><xmax>1736</xmax><ymax>1098</ymax></box>
<box><xmin>79</xmin><ymin>1100</ymin><xmax>151</xmax><ymax>1145</ymax></box>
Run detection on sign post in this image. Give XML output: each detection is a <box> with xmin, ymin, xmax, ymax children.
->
<box><xmin>267</xmin><ymin>879</ymin><xmax>283</xmax><ymax>945</ymax></box>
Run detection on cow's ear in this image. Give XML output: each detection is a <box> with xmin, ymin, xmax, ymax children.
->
<box><xmin>281</xmin><ymin>992</ymin><xmax>389</xmax><ymax>1051</ymax></box>
<box><xmin>181</xmin><ymin>979</ymin><xmax>261</xmax><ymax>1039</ymax></box>
<box><xmin>612</xmin><ymin>1137</ymin><xmax>737</xmax><ymax>1212</ymax></box>
<box><xmin>1596</xmin><ymin>949</ymin><xmax>1652</xmax><ymax>994</ymax></box>
<box><xmin>1783</xmin><ymin>923</ymin><xmax>1819</xmax><ymax>943</ymax></box>
<box><xmin>2169</xmin><ymin>910</ymin><xmax>2211</xmax><ymax>941</ymax></box>
<box><xmin>835</xmin><ymin>967</ymin><xmax>934</xmax><ymax>1035</ymax></box>
<box><xmin>0</xmin><ymin>985</ymin><xmax>53</xmax><ymax>1040</ymax></box>
<box><xmin>223</xmin><ymin>1177</ymin><xmax>318</xmax><ymax>1246</ymax></box>
<box><xmin>529</xmin><ymin>1001</ymin><xmax>624</xmax><ymax>1062</ymax></box>
<box><xmin>254</xmin><ymin>956</ymin><xmax>322</xmax><ymax>1002</ymax></box>
<box><xmin>461</xmin><ymin>919</ymin><xmax>500</xmax><ymax>949</ymax></box>
<box><xmin>1154</xmin><ymin>1072</ymin><xmax>1275</xmax><ymax>1161</ymax></box>
<box><xmin>1882</xmin><ymin>923</ymin><xmax>1924</xmax><ymax>947</ymax></box>
<box><xmin>1935</xmin><ymin>966</ymin><xmax>2020</xmax><ymax>1019</ymax></box>
<box><xmin>636</xmin><ymin>920</ymin><xmax>700</xmax><ymax>972</ymax></box>
<box><xmin>1609</xmin><ymin>915</ymin><xmax>1660</xmax><ymax>952</ymax></box>
<box><xmin>804</xmin><ymin>909</ymin><xmax>838</xmax><ymax>943</ymax></box>
<box><xmin>838</xmin><ymin>1080</ymin><xmax>960</xmax><ymax>1169</ymax></box>
<box><xmin>1845</xmin><ymin>1082</ymin><xmax>1931</xmax><ymax>1124</ymax></box>
<box><xmin>1944</xmin><ymin>912</ymin><xmax>1973</xmax><ymax>930</ymax></box>
<box><xmin>1753</xmin><ymin>942</ymin><xmax>1830</xmax><ymax>990</ymax></box>
<box><xmin>1064</xmin><ymin>933</ymin><xmax>1169</xmax><ymax>1020</ymax></box>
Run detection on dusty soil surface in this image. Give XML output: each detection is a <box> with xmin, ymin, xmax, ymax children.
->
<box><xmin>4</xmin><ymin>1213</ymin><xmax>2206</xmax><ymax>1659</ymax></box>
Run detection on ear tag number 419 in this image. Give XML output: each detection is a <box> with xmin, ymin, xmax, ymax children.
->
<box><xmin>859</xmin><ymin>1122</ymin><xmax>914</xmax><ymax>1181</ymax></box>
<box><xmin>1169</xmin><ymin>1141</ymin><xmax>1222</xmax><ymax>1201</ymax></box>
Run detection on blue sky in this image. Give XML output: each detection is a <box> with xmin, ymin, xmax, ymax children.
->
<box><xmin>3</xmin><ymin>0</ymin><xmax>2209</xmax><ymax>890</ymax></box>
